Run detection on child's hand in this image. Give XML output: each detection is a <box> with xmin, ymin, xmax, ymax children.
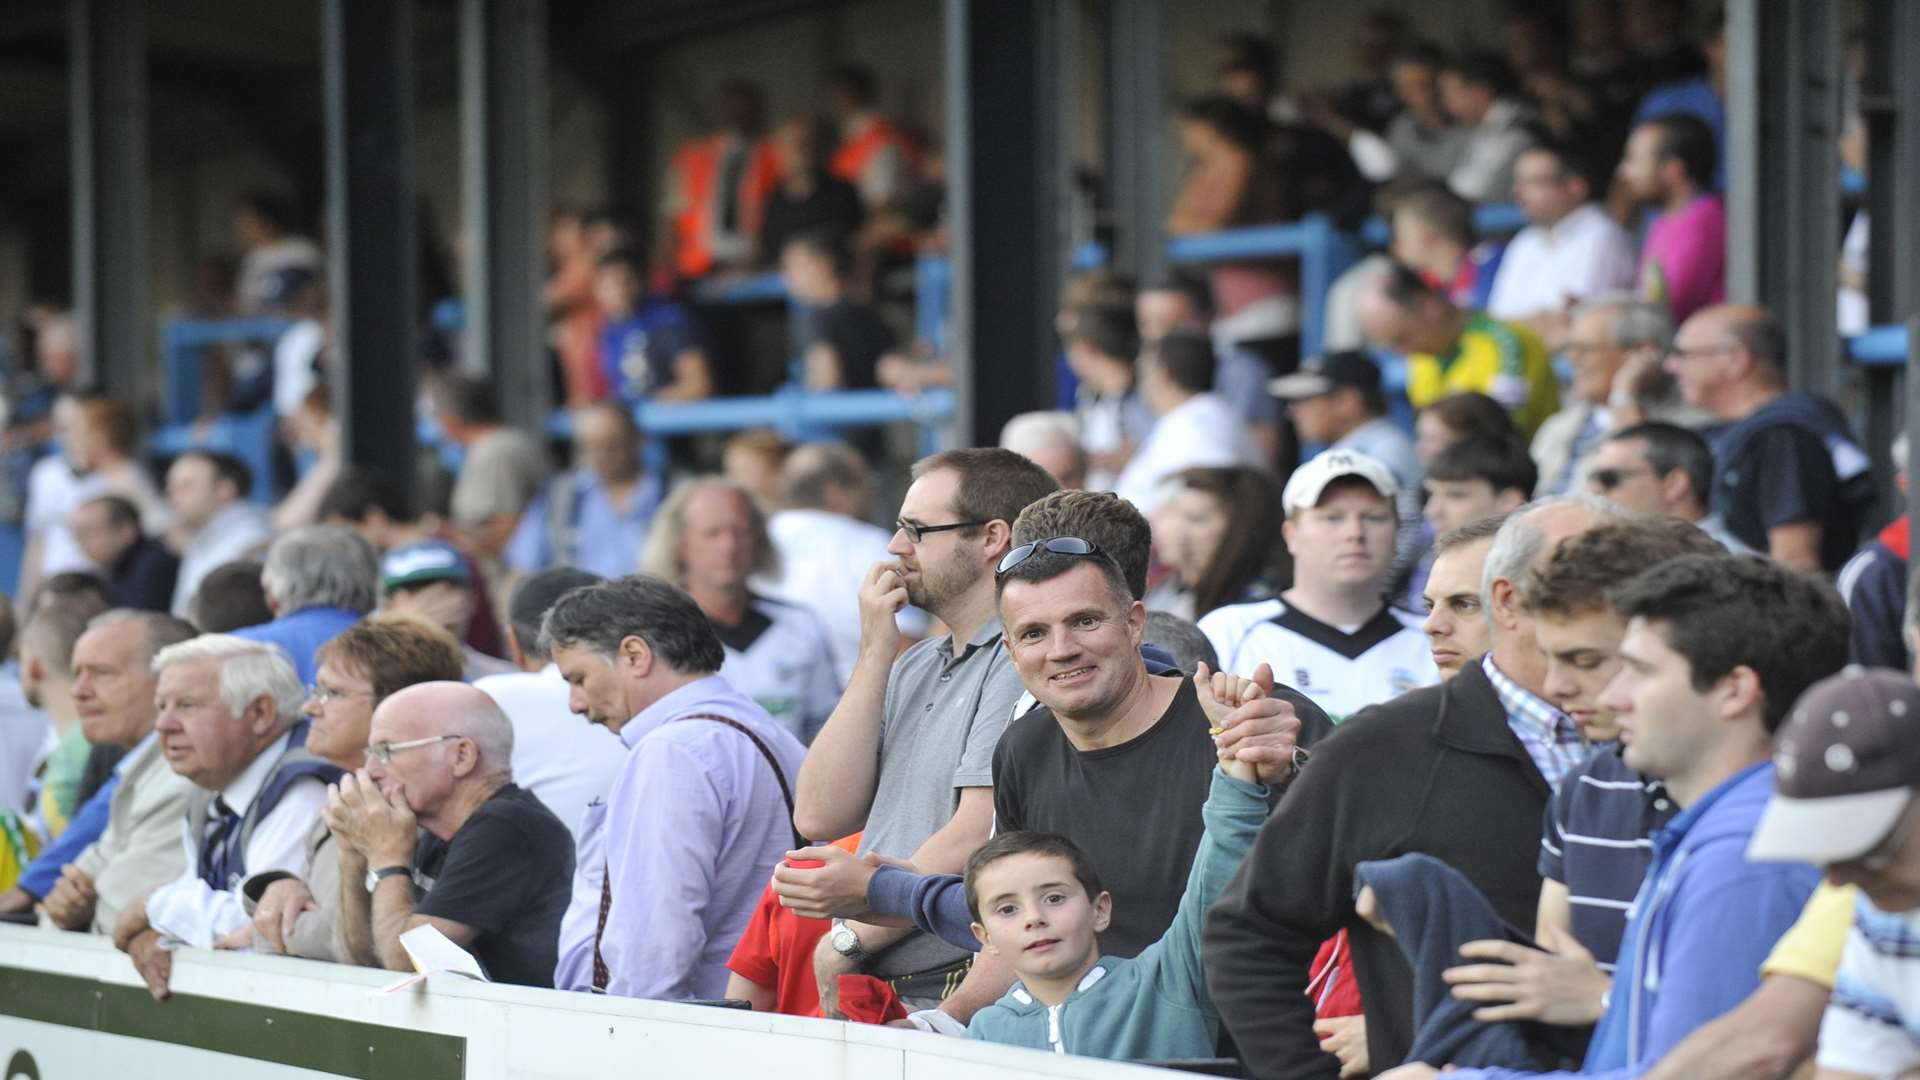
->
<box><xmin>1194</xmin><ymin>662</ymin><xmax>1263</xmax><ymax>783</ymax></box>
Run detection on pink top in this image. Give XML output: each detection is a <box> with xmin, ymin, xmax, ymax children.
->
<box><xmin>1638</xmin><ymin>194</ymin><xmax>1726</xmax><ymax>324</ymax></box>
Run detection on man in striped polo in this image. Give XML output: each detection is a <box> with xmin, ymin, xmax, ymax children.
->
<box><xmin>1441</xmin><ymin>517</ymin><xmax>1725</xmax><ymax>1028</ymax></box>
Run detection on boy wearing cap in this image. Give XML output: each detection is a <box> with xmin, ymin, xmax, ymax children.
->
<box><xmin>1198</xmin><ymin>449</ymin><xmax>1436</xmax><ymax>723</ymax></box>
<box><xmin>380</xmin><ymin>540</ymin><xmax>516</xmax><ymax>682</ymax></box>
<box><xmin>1748</xmin><ymin>668</ymin><xmax>1920</xmax><ymax>1078</ymax></box>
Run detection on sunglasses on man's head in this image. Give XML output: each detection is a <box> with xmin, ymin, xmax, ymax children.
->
<box><xmin>997</xmin><ymin>536</ymin><xmax>1107</xmax><ymax>576</ymax></box>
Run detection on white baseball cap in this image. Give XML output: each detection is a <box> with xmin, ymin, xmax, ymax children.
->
<box><xmin>1281</xmin><ymin>449</ymin><xmax>1399</xmax><ymax>515</ymax></box>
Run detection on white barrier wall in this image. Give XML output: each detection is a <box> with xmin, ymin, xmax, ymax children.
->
<box><xmin>0</xmin><ymin>925</ymin><xmax>1187</xmax><ymax>1080</ymax></box>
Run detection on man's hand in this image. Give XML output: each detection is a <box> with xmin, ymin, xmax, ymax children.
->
<box><xmin>772</xmin><ymin>848</ymin><xmax>904</xmax><ymax>921</ymax></box>
<box><xmin>125</xmin><ymin>929</ymin><xmax>174</xmax><ymax>1001</ymax></box>
<box><xmin>1443</xmin><ymin>925</ymin><xmax>1609</xmax><ymax>1026</ymax></box>
<box><xmin>856</xmin><ymin>561</ymin><xmax>909</xmax><ymax>660</ymax></box>
<box><xmin>40</xmin><ymin>864</ymin><xmax>97</xmax><ymax>930</ymax></box>
<box><xmin>250</xmin><ymin>879</ymin><xmax>317</xmax><ymax>955</ymax></box>
<box><xmin>324</xmin><ymin>770</ymin><xmax>418</xmax><ymax>868</ymax></box>
<box><xmin>213</xmin><ymin>924</ymin><xmax>256</xmax><ymax>950</ymax></box>
<box><xmin>1193</xmin><ymin>662</ymin><xmax>1264</xmax><ymax>784</ymax></box>
<box><xmin>811</xmin><ymin>932</ymin><xmax>859</xmax><ymax>1019</ymax></box>
<box><xmin>110</xmin><ymin>892</ymin><xmax>154</xmax><ymax>953</ymax></box>
<box><xmin>1313</xmin><ymin>1015</ymin><xmax>1370</xmax><ymax>1078</ymax></box>
<box><xmin>1203</xmin><ymin>663</ymin><xmax>1303</xmax><ymax>785</ymax></box>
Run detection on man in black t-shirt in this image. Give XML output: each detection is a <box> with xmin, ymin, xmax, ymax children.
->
<box><xmin>1665</xmin><ymin>303</ymin><xmax>1869</xmax><ymax>572</ymax></box>
<box><xmin>325</xmin><ymin>681</ymin><xmax>574</xmax><ymax>987</ymax></box>
<box><xmin>780</xmin><ymin>228</ymin><xmax>895</xmax><ymax>392</ymax></box>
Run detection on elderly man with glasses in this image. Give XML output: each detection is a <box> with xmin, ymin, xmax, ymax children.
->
<box><xmin>211</xmin><ymin>616</ymin><xmax>464</xmax><ymax>961</ymax></box>
<box><xmin>325</xmin><ymin>679</ymin><xmax>573</xmax><ymax>987</ymax></box>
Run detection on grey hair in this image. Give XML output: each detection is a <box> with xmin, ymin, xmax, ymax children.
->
<box><xmin>637</xmin><ymin>478</ymin><xmax>779</xmax><ymax>584</ymax></box>
<box><xmin>87</xmin><ymin>609</ymin><xmax>199</xmax><ymax>668</ymax></box>
<box><xmin>538</xmin><ymin>574</ymin><xmax>725</xmax><ymax>675</ymax></box>
<box><xmin>448</xmin><ymin>690</ymin><xmax>516</xmax><ymax>780</ymax></box>
<box><xmin>1000</xmin><ymin>411</ymin><xmax>1084</xmax><ymax>460</ymax></box>
<box><xmin>1144</xmin><ymin>610</ymin><xmax>1219</xmax><ymax>677</ymax></box>
<box><xmin>1481</xmin><ymin>493</ymin><xmax>1624</xmax><ymax>607</ymax></box>
<box><xmin>152</xmin><ymin>633</ymin><xmax>306</xmax><ymax>728</ymax></box>
<box><xmin>780</xmin><ymin>442</ymin><xmax>869</xmax><ymax>511</ymax></box>
<box><xmin>1571</xmin><ymin>293</ymin><xmax>1673</xmax><ymax>352</ymax></box>
<box><xmin>261</xmin><ymin>525</ymin><xmax>381</xmax><ymax>615</ymax></box>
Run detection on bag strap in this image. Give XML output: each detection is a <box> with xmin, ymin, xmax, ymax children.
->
<box><xmin>591</xmin><ymin>711</ymin><xmax>803</xmax><ymax>992</ymax></box>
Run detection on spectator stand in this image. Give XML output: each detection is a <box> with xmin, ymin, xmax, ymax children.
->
<box><xmin>150</xmin><ymin>318</ymin><xmax>293</xmax><ymax>506</ymax></box>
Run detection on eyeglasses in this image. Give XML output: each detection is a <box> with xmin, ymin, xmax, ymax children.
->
<box><xmin>1588</xmin><ymin>466</ymin><xmax>1655</xmax><ymax>491</ymax></box>
<box><xmin>363</xmin><ymin>734</ymin><xmax>462</xmax><ymax>764</ymax></box>
<box><xmin>309</xmin><ymin>683</ymin><xmax>380</xmax><ymax>705</ymax></box>
<box><xmin>997</xmin><ymin>536</ymin><xmax>1108</xmax><ymax>576</ymax></box>
<box><xmin>1663</xmin><ymin>344</ymin><xmax>1737</xmax><ymax>364</ymax></box>
<box><xmin>895</xmin><ymin>518</ymin><xmax>986</xmax><ymax>544</ymax></box>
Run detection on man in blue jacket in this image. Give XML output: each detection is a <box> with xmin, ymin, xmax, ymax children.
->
<box><xmin>1379</xmin><ymin>553</ymin><xmax>1844</xmax><ymax>1079</ymax></box>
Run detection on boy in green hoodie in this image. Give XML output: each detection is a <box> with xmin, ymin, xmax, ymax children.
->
<box><xmin>963</xmin><ymin>662</ymin><xmax>1268</xmax><ymax>1059</ymax></box>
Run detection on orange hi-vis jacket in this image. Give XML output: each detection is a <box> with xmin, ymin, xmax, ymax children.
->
<box><xmin>828</xmin><ymin>116</ymin><xmax>921</xmax><ymax>199</ymax></box>
<box><xmin>669</xmin><ymin>133</ymin><xmax>779</xmax><ymax>279</ymax></box>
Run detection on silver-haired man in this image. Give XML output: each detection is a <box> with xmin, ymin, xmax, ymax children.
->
<box><xmin>112</xmin><ymin>634</ymin><xmax>341</xmax><ymax>999</ymax></box>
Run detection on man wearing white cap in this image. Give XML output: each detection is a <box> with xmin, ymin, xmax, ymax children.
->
<box><xmin>1747</xmin><ymin>667</ymin><xmax>1920</xmax><ymax>1078</ymax></box>
<box><xmin>1198</xmin><ymin>449</ymin><xmax>1436</xmax><ymax>723</ymax></box>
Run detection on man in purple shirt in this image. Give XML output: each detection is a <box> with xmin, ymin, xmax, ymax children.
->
<box><xmin>1617</xmin><ymin>113</ymin><xmax>1724</xmax><ymax>324</ymax></box>
<box><xmin>542</xmin><ymin>575</ymin><xmax>807</xmax><ymax>1000</ymax></box>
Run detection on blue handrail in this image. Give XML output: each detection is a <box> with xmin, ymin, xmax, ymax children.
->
<box><xmin>690</xmin><ymin>272</ymin><xmax>788</xmax><ymax>305</ymax></box>
<box><xmin>1848</xmin><ymin>325</ymin><xmax>1911</xmax><ymax>366</ymax></box>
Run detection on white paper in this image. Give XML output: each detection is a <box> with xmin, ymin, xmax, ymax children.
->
<box><xmin>377</xmin><ymin>924</ymin><xmax>490</xmax><ymax>992</ymax></box>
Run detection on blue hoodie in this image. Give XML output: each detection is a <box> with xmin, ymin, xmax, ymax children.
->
<box><xmin>1449</xmin><ymin>763</ymin><xmax>1819</xmax><ymax>1080</ymax></box>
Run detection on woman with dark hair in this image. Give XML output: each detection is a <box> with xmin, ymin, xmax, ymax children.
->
<box><xmin>1413</xmin><ymin>390</ymin><xmax>1519</xmax><ymax>465</ymax></box>
<box><xmin>1146</xmin><ymin>466</ymin><xmax>1289</xmax><ymax>621</ymax></box>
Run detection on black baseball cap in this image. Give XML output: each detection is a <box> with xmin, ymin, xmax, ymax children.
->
<box><xmin>1268</xmin><ymin>350</ymin><xmax>1383</xmax><ymax>401</ymax></box>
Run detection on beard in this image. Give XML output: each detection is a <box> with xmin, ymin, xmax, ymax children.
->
<box><xmin>905</xmin><ymin>554</ymin><xmax>974</xmax><ymax>615</ymax></box>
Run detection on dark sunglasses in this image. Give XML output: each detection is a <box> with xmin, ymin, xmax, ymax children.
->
<box><xmin>1588</xmin><ymin>466</ymin><xmax>1653</xmax><ymax>491</ymax></box>
<box><xmin>997</xmin><ymin>535</ymin><xmax>1107</xmax><ymax>576</ymax></box>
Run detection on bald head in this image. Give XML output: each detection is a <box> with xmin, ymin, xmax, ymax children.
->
<box><xmin>1666</xmin><ymin>303</ymin><xmax>1787</xmax><ymax>418</ymax></box>
<box><xmin>375</xmin><ymin>681</ymin><xmax>515</xmax><ymax>779</ymax></box>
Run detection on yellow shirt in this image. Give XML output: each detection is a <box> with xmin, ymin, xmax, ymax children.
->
<box><xmin>1761</xmin><ymin>881</ymin><xmax>1858</xmax><ymax>988</ymax></box>
<box><xmin>1405</xmin><ymin>313</ymin><xmax>1560</xmax><ymax>437</ymax></box>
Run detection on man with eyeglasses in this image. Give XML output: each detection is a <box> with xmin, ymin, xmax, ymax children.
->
<box><xmin>209</xmin><ymin>617</ymin><xmax>463</xmax><ymax>962</ymax></box>
<box><xmin>325</xmin><ymin>681</ymin><xmax>573</xmax><ymax>987</ymax></box>
<box><xmin>1527</xmin><ymin>296</ymin><xmax>1701</xmax><ymax>498</ymax></box>
<box><xmin>1663</xmin><ymin>303</ymin><xmax>1870</xmax><ymax>573</ymax></box>
<box><xmin>112</xmin><ymin>635</ymin><xmax>342</xmax><ymax>1000</ymax></box>
<box><xmin>1583</xmin><ymin>422</ymin><xmax>1750</xmax><ymax>553</ymax></box>
<box><xmin>795</xmin><ymin>448</ymin><xmax>1058</xmax><ymax>1023</ymax></box>
<box><xmin>1200</xmin><ymin>449</ymin><xmax>1436</xmax><ymax>724</ymax></box>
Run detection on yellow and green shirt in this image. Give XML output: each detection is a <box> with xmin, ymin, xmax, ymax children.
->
<box><xmin>1406</xmin><ymin>313</ymin><xmax>1560</xmax><ymax>437</ymax></box>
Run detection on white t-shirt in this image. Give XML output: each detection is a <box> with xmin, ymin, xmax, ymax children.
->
<box><xmin>715</xmin><ymin>596</ymin><xmax>842</xmax><ymax>745</ymax></box>
<box><xmin>1112</xmin><ymin>393</ymin><xmax>1262</xmax><ymax>516</ymax></box>
<box><xmin>1816</xmin><ymin>898</ymin><xmax>1920</xmax><ymax>1076</ymax></box>
<box><xmin>472</xmin><ymin>664</ymin><xmax>624</xmax><ymax>845</ymax></box>
<box><xmin>756</xmin><ymin>508</ymin><xmax>930</xmax><ymax>685</ymax></box>
<box><xmin>1198</xmin><ymin>597</ymin><xmax>1438</xmax><ymax>723</ymax></box>
<box><xmin>1485</xmin><ymin>203</ymin><xmax>1638</xmax><ymax>322</ymax></box>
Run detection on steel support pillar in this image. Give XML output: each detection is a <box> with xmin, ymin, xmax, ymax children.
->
<box><xmin>324</xmin><ymin>0</ymin><xmax>420</xmax><ymax>500</ymax></box>
<box><xmin>1727</xmin><ymin>0</ymin><xmax>1841</xmax><ymax>396</ymax></box>
<box><xmin>69</xmin><ymin>0</ymin><xmax>147</xmax><ymax>402</ymax></box>
<box><xmin>1860</xmin><ymin>0</ymin><xmax>1920</xmax><ymax>530</ymax></box>
<box><xmin>944</xmin><ymin>0</ymin><xmax>1070</xmax><ymax>448</ymax></box>
<box><xmin>1106</xmin><ymin>0</ymin><xmax>1166</xmax><ymax>285</ymax></box>
<box><xmin>462</xmin><ymin>0</ymin><xmax>550</xmax><ymax>433</ymax></box>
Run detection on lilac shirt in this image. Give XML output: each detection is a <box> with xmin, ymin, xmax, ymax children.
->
<box><xmin>1638</xmin><ymin>194</ymin><xmax>1726</xmax><ymax>324</ymax></box>
<box><xmin>557</xmin><ymin>674</ymin><xmax>807</xmax><ymax>1000</ymax></box>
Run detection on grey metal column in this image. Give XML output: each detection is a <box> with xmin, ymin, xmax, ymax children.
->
<box><xmin>1863</xmin><ymin>0</ymin><xmax>1920</xmax><ymax>528</ymax></box>
<box><xmin>324</xmin><ymin>0</ymin><xmax>420</xmax><ymax>499</ymax></box>
<box><xmin>1106</xmin><ymin>0</ymin><xmax>1166</xmax><ymax>284</ymax></box>
<box><xmin>944</xmin><ymin>0</ymin><xmax>1070</xmax><ymax>445</ymax></box>
<box><xmin>69</xmin><ymin>0</ymin><xmax>147</xmax><ymax>402</ymax></box>
<box><xmin>462</xmin><ymin>0</ymin><xmax>550</xmax><ymax>433</ymax></box>
<box><xmin>1730</xmin><ymin>0</ymin><xmax>1841</xmax><ymax>396</ymax></box>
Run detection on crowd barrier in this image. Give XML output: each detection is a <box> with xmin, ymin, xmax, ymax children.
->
<box><xmin>0</xmin><ymin>926</ymin><xmax>1188</xmax><ymax>1080</ymax></box>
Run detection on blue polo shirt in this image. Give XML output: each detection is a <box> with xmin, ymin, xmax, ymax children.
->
<box><xmin>504</xmin><ymin>470</ymin><xmax>666</xmax><ymax>580</ymax></box>
<box><xmin>1537</xmin><ymin>745</ymin><xmax>1676</xmax><ymax>971</ymax></box>
<box><xmin>232</xmin><ymin>606</ymin><xmax>362</xmax><ymax>685</ymax></box>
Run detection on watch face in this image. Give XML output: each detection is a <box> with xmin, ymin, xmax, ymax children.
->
<box><xmin>364</xmin><ymin>868</ymin><xmax>378</xmax><ymax>892</ymax></box>
<box><xmin>831</xmin><ymin>926</ymin><xmax>856</xmax><ymax>952</ymax></box>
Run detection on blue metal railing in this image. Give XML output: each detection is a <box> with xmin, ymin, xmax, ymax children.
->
<box><xmin>546</xmin><ymin>385</ymin><xmax>957</xmax><ymax>463</ymax></box>
<box><xmin>1847</xmin><ymin>325</ymin><xmax>1910</xmax><ymax>366</ymax></box>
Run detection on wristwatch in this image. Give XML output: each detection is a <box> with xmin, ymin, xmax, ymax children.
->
<box><xmin>365</xmin><ymin>864</ymin><xmax>411</xmax><ymax>893</ymax></box>
<box><xmin>828</xmin><ymin>920</ymin><xmax>867</xmax><ymax>960</ymax></box>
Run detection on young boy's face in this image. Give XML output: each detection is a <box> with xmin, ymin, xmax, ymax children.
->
<box><xmin>970</xmin><ymin>852</ymin><xmax>1111</xmax><ymax>984</ymax></box>
<box><xmin>1423</xmin><ymin>477</ymin><xmax>1509</xmax><ymax>534</ymax></box>
<box><xmin>593</xmin><ymin>264</ymin><xmax>641</xmax><ymax>318</ymax></box>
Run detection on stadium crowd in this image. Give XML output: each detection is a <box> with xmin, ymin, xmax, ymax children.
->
<box><xmin>5</xmin><ymin>3</ymin><xmax>1920</xmax><ymax>1078</ymax></box>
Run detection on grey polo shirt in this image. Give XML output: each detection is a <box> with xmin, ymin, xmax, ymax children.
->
<box><xmin>856</xmin><ymin>616</ymin><xmax>1026</xmax><ymax>979</ymax></box>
